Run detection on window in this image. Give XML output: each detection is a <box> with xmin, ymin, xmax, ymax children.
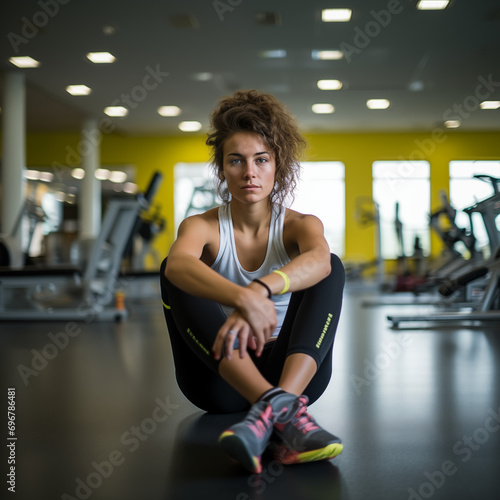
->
<box><xmin>173</xmin><ymin>163</ymin><xmax>218</xmax><ymax>232</ymax></box>
<box><xmin>372</xmin><ymin>161</ymin><xmax>431</xmax><ymax>259</ymax></box>
<box><xmin>449</xmin><ymin>160</ymin><xmax>500</xmax><ymax>256</ymax></box>
<box><xmin>291</xmin><ymin>162</ymin><xmax>345</xmax><ymax>256</ymax></box>
<box><xmin>173</xmin><ymin>161</ymin><xmax>346</xmax><ymax>256</ymax></box>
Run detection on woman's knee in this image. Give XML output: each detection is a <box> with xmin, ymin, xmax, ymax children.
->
<box><xmin>330</xmin><ymin>253</ymin><xmax>345</xmax><ymax>285</ymax></box>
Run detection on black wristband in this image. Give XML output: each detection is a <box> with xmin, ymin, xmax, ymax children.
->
<box><xmin>252</xmin><ymin>279</ymin><xmax>272</xmax><ymax>298</ymax></box>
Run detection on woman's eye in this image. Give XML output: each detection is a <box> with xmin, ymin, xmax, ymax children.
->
<box><xmin>257</xmin><ymin>157</ymin><xmax>268</xmax><ymax>163</ymax></box>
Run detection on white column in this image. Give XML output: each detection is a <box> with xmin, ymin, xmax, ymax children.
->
<box><xmin>1</xmin><ymin>72</ymin><xmax>26</xmax><ymax>252</ymax></box>
<box><xmin>79</xmin><ymin>118</ymin><xmax>101</xmax><ymax>239</ymax></box>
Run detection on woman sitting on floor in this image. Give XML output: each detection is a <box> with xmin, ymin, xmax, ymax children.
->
<box><xmin>161</xmin><ymin>89</ymin><xmax>345</xmax><ymax>474</ymax></box>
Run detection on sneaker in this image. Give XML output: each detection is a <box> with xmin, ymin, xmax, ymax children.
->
<box><xmin>219</xmin><ymin>390</ymin><xmax>300</xmax><ymax>473</ymax></box>
<box><xmin>271</xmin><ymin>395</ymin><xmax>343</xmax><ymax>465</ymax></box>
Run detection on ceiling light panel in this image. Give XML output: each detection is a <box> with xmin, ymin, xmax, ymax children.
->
<box><xmin>66</xmin><ymin>85</ymin><xmax>91</xmax><ymax>96</ymax></box>
<box><xmin>321</xmin><ymin>9</ymin><xmax>352</xmax><ymax>22</ymax></box>
<box><xmin>260</xmin><ymin>49</ymin><xmax>287</xmax><ymax>58</ymax></box>
<box><xmin>87</xmin><ymin>52</ymin><xmax>116</xmax><ymax>63</ymax></box>
<box><xmin>9</xmin><ymin>56</ymin><xmax>40</xmax><ymax>68</ymax></box>
<box><xmin>72</xmin><ymin>168</ymin><xmax>85</xmax><ymax>179</ymax></box>
<box><xmin>312</xmin><ymin>103</ymin><xmax>335</xmax><ymax>114</ymax></box>
<box><xmin>367</xmin><ymin>99</ymin><xmax>390</xmax><ymax>109</ymax></box>
<box><xmin>417</xmin><ymin>1</ymin><xmax>450</xmax><ymax>10</ymax></box>
<box><xmin>178</xmin><ymin>121</ymin><xmax>202</xmax><ymax>132</ymax></box>
<box><xmin>312</xmin><ymin>50</ymin><xmax>344</xmax><ymax>61</ymax></box>
<box><xmin>158</xmin><ymin>106</ymin><xmax>182</xmax><ymax>117</ymax></box>
<box><xmin>317</xmin><ymin>80</ymin><xmax>343</xmax><ymax>90</ymax></box>
<box><xmin>104</xmin><ymin>106</ymin><xmax>128</xmax><ymax>117</ymax></box>
<box><xmin>480</xmin><ymin>101</ymin><xmax>500</xmax><ymax>110</ymax></box>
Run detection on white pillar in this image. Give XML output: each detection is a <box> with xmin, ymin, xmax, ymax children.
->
<box><xmin>79</xmin><ymin>118</ymin><xmax>101</xmax><ymax>239</ymax></box>
<box><xmin>1</xmin><ymin>72</ymin><xmax>26</xmax><ymax>252</ymax></box>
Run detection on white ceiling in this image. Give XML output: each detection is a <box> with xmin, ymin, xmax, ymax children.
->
<box><xmin>1</xmin><ymin>0</ymin><xmax>499</xmax><ymax>135</ymax></box>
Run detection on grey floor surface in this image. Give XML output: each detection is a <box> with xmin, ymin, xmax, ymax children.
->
<box><xmin>1</xmin><ymin>283</ymin><xmax>500</xmax><ymax>500</ymax></box>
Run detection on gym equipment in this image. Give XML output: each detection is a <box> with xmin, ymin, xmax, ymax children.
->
<box><xmin>184</xmin><ymin>181</ymin><xmax>218</xmax><ymax>218</ymax></box>
<box><xmin>0</xmin><ymin>182</ymin><xmax>47</xmax><ymax>267</ymax></box>
<box><xmin>344</xmin><ymin>197</ymin><xmax>385</xmax><ymax>288</ymax></box>
<box><xmin>0</xmin><ymin>172</ymin><xmax>163</xmax><ymax>321</ymax></box>
<box><xmin>427</xmin><ymin>189</ymin><xmax>478</xmax><ymax>280</ymax></box>
<box><xmin>387</xmin><ymin>176</ymin><xmax>500</xmax><ymax>327</ymax></box>
<box><xmin>462</xmin><ymin>175</ymin><xmax>500</xmax><ymax>258</ymax></box>
<box><xmin>364</xmin><ymin>177</ymin><xmax>494</xmax><ymax>308</ymax></box>
<box><xmin>388</xmin><ymin>247</ymin><xmax>500</xmax><ymax>327</ymax></box>
<box><xmin>393</xmin><ymin>202</ymin><xmax>427</xmax><ymax>292</ymax></box>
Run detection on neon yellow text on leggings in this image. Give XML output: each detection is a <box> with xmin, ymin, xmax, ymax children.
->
<box><xmin>187</xmin><ymin>328</ymin><xmax>210</xmax><ymax>356</ymax></box>
<box><xmin>316</xmin><ymin>313</ymin><xmax>333</xmax><ymax>349</ymax></box>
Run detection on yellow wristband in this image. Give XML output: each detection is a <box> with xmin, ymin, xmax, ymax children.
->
<box><xmin>273</xmin><ymin>269</ymin><xmax>290</xmax><ymax>295</ymax></box>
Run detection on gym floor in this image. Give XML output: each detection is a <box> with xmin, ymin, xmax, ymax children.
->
<box><xmin>2</xmin><ymin>282</ymin><xmax>500</xmax><ymax>500</ymax></box>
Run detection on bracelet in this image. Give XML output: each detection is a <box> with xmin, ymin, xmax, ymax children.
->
<box><xmin>252</xmin><ymin>279</ymin><xmax>272</xmax><ymax>298</ymax></box>
<box><xmin>272</xmin><ymin>269</ymin><xmax>290</xmax><ymax>295</ymax></box>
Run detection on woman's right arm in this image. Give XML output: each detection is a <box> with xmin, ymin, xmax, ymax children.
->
<box><xmin>165</xmin><ymin>215</ymin><xmax>242</xmax><ymax>307</ymax></box>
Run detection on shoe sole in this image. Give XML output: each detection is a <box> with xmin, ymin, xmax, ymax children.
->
<box><xmin>275</xmin><ymin>442</ymin><xmax>343</xmax><ymax>465</ymax></box>
<box><xmin>219</xmin><ymin>431</ymin><xmax>262</xmax><ymax>474</ymax></box>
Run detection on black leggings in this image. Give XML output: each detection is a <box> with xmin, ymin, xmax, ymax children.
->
<box><xmin>160</xmin><ymin>254</ymin><xmax>345</xmax><ymax>413</ymax></box>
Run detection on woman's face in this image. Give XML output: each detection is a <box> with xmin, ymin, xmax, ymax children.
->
<box><xmin>221</xmin><ymin>131</ymin><xmax>276</xmax><ymax>206</ymax></box>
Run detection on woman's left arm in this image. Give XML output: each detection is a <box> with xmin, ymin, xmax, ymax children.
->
<box><xmin>261</xmin><ymin>213</ymin><xmax>332</xmax><ymax>296</ymax></box>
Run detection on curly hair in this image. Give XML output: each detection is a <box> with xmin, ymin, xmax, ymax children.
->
<box><xmin>206</xmin><ymin>89</ymin><xmax>306</xmax><ymax>208</ymax></box>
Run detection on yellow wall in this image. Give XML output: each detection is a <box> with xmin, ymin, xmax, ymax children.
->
<box><xmin>10</xmin><ymin>129</ymin><xmax>500</xmax><ymax>267</ymax></box>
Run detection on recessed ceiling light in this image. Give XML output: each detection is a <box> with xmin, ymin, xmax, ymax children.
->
<box><xmin>312</xmin><ymin>103</ymin><xmax>335</xmax><ymax>114</ymax></box>
<box><xmin>480</xmin><ymin>101</ymin><xmax>500</xmax><ymax>110</ymax></box>
<box><xmin>312</xmin><ymin>50</ymin><xmax>344</xmax><ymax>61</ymax></box>
<box><xmin>260</xmin><ymin>49</ymin><xmax>287</xmax><ymax>58</ymax></box>
<box><xmin>95</xmin><ymin>168</ymin><xmax>110</xmax><ymax>180</ymax></box>
<box><xmin>444</xmin><ymin>120</ymin><xmax>461</xmax><ymax>129</ymax></box>
<box><xmin>86</xmin><ymin>52</ymin><xmax>116</xmax><ymax>63</ymax></box>
<box><xmin>321</xmin><ymin>9</ymin><xmax>352</xmax><ymax>22</ymax></box>
<box><xmin>408</xmin><ymin>81</ymin><xmax>425</xmax><ymax>91</ymax></box>
<box><xmin>317</xmin><ymin>80</ymin><xmax>343</xmax><ymax>90</ymax></box>
<box><xmin>179</xmin><ymin>121</ymin><xmax>202</xmax><ymax>132</ymax></box>
<box><xmin>124</xmin><ymin>182</ymin><xmax>138</xmax><ymax>194</ymax></box>
<box><xmin>72</xmin><ymin>168</ymin><xmax>85</xmax><ymax>179</ymax></box>
<box><xmin>25</xmin><ymin>170</ymin><xmax>41</xmax><ymax>180</ymax></box>
<box><xmin>104</xmin><ymin>106</ymin><xmax>128</xmax><ymax>117</ymax></box>
<box><xmin>416</xmin><ymin>1</ymin><xmax>450</xmax><ymax>10</ymax></box>
<box><xmin>66</xmin><ymin>85</ymin><xmax>92</xmax><ymax>96</ymax></box>
<box><xmin>109</xmin><ymin>171</ymin><xmax>128</xmax><ymax>183</ymax></box>
<box><xmin>9</xmin><ymin>56</ymin><xmax>40</xmax><ymax>68</ymax></box>
<box><xmin>158</xmin><ymin>106</ymin><xmax>182</xmax><ymax>117</ymax></box>
<box><xmin>39</xmin><ymin>172</ymin><xmax>54</xmax><ymax>182</ymax></box>
<box><xmin>366</xmin><ymin>99</ymin><xmax>390</xmax><ymax>109</ymax></box>
<box><xmin>102</xmin><ymin>25</ymin><xmax>116</xmax><ymax>35</ymax></box>
<box><xmin>193</xmin><ymin>72</ymin><xmax>213</xmax><ymax>81</ymax></box>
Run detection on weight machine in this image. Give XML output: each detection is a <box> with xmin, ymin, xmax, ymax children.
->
<box><xmin>387</xmin><ymin>175</ymin><xmax>500</xmax><ymax>327</ymax></box>
<box><xmin>0</xmin><ymin>172</ymin><xmax>163</xmax><ymax>321</ymax></box>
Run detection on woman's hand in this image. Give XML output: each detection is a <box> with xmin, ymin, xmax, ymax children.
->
<box><xmin>212</xmin><ymin>286</ymin><xmax>277</xmax><ymax>360</ymax></box>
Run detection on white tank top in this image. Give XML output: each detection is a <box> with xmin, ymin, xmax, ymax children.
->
<box><xmin>211</xmin><ymin>203</ymin><xmax>291</xmax><ymax>338</ymax></box>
